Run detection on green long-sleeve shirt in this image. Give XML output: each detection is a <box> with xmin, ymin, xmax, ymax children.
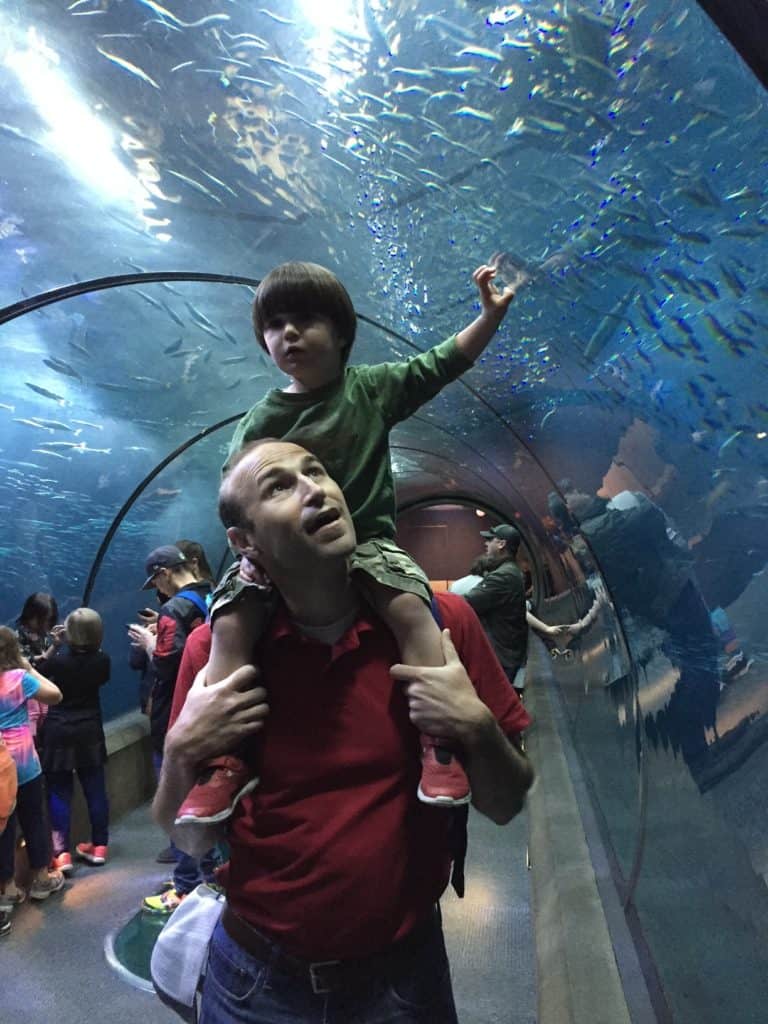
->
<box><xmin>227</xmin><ymin>336</ymin><xmax>472</xmax><ymax>541</ymax></box>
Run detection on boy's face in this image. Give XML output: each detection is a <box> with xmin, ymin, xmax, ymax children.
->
<box><xmin>262</xmin><ymin>312</ymin><xmax>344</xmax><ymax>392</ymax></box>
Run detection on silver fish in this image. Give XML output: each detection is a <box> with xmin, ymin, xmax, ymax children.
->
<box><xmin>25</xmin><ymin>383</ymin><xmax>69</xmax><ymax>405</ymax></box>
<box><xmin>95</xmin><ymin>47</ymin><xmax>160</xmax><ymax>89</ymax></box>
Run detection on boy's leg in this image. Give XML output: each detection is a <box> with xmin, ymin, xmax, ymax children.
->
<box><xmin>174</xmin><ymin>591</ymin><xmax>271</xmax><ymax>827</ymax></box>
<box><xmin>372</xmin><ymin>587</ymin><xmax>471</xmax><ymax>807</ymax></box>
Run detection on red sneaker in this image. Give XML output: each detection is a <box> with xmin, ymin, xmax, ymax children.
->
<box><xmin>51</xmin><ymin>852</ymin><xmax>73</xmax><ymax>875</ymax></box>
<box><xmin>417</xmin><ymin>735</ymin><xmax>471</xmax><ymax>806</ymax></box>
<box><xmin>174</xmin><ymin>756</ymin><xmax>259</xmax><ymax>826</ymax></box>
<box><xmin>75</xmin><ymin>843</ymin><xmax>108</xmax><ymax>865</ymax></box>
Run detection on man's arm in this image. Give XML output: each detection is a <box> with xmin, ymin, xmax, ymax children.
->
<box><xmin>463</xmin><ymin>564</ymin><xmax>522</xmax><ymax>616</ymax></box>
<box><xmin>153</xmin><ymin>664</ymin><xmax>268</xmax><ymax>854</ymax></box>
<box><xmin>390</xmin><ymin>630</ymin><xmax>533</xmax><ymax>824</ymax></box>
<box><xmin>454</xmin><ymin>263</ymin><xmax>516</xmax><ymax>363</ymax></box>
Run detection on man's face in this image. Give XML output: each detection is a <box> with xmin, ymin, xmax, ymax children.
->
<box><xmin>484</xmin><ymin>535</ymin><xmax>506</xmax><ymax>558</ymax></box>
<box><xmin>226</xmin><ymin>442</ymin><xmax>356</xmax><ymax>578</ymax></box>
<box><xmin>144</xmin><ymin>567</ymin><xmax>172</xmax><ymax>599</ymax></box>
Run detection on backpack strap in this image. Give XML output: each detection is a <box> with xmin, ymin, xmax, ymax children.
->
<box><xmin>175</xmin><ymin>589</ymin><xmax>209</xmax><ymax>622</ymax></box>
<box><xmin>429</xmin><ymin>594</ymin><xmax>468</xmax><ymax>899</ymax></box>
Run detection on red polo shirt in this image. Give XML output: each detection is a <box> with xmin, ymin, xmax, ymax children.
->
<box><xmin>170</xmin><ymin>593</ymin><xmax>530</xmax><ymax>960</ymax></box>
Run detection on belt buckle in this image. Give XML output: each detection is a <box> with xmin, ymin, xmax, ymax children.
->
<box><xmin>309</xmin><ymin>959</ymin><xmax>341</xmax><ymax>995</ymax></box>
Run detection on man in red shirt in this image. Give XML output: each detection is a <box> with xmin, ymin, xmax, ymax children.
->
<box><xmin>155</xmin><ymin>439</ymin><xmax>533</xmax><ymax>1022</ymax></box>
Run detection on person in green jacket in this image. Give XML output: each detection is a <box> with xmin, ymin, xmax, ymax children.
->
<box><xmin>174</xmin><ymin>259</ymin><xmax>516</xmax><ymax>831</ymax></box>
<box><xmin>463</xmin><ymin>525</ymin><xmax>529</xmax><ymax>688</ymax></box>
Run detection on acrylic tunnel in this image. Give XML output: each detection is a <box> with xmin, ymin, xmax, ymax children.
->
<box><xmin>1</xmin><ymin>1</ymin><xmax>767</xmax><ymax>1022</ymax></box>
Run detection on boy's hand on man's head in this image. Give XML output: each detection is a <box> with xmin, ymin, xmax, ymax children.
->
<box><xmin>472</xmin><ymin>262</ymin><xmax>516</xmax><ymax>320</ymax></box>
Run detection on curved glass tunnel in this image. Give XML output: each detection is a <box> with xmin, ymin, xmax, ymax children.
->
<box><xmin>1</xmin><ymin>1</ymin><xmax>767</xmax><ymax>1021</ymax></box>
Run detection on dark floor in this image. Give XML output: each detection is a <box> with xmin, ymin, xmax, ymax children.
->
<box><xmin>1</xmin><ymin>796</ymin><xmax>535</xmax><ymax>1023</ymax></box>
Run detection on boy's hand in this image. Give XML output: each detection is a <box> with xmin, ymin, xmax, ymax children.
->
<box><xmin>239</xmin><ymin>555</ymin><xmax>272</xmax><ymax>589</ymax></box>
<box><xmin>473</xmin><ymin>262</ymin><xmax>516</xmax><ymax>321</ymax></box>
<box><xmin>455</xmin><ymin>262</ymin><xmax>517</xmax><ymax>361</ymax></box>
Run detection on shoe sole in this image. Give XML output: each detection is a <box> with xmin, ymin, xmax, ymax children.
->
<box><xmin>77</xmin><ymin>855</ymin><xmax>106</xmax><ymax>865</ymax></box>
<box><xmin>416</xmin><ymin>785</ymin><xmax>472</xmax><ymax>807</ymax></box>
<box><xmin>29</xmin><ymin>878</ymin><xmax>65</xmax><ymax>901</ymax></box>
<box><xmin>0</xmin><ymin>893</ymin><xmax>26</xmax><ymax>909</ymax></box>
<box><xmin>142</xmin><ymin>900</ymin><xmax>181</xmax><ymax>915</ymax></box>
<box><xmin>174</xmin><ymin>777</ymin><xmax>260</xmax><ymax>825</ymax></box>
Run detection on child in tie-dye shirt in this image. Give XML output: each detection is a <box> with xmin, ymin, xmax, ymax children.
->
<box><xmin>0</xmin><ymin>627</ymin><xmax>65</xmax><ymax>905</ymax></box>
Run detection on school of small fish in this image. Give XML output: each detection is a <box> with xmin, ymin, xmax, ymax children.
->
<box><xmin>0</xmin><ymin>0</ymin><xmax>766</xmax><ymax>618</ymax></box>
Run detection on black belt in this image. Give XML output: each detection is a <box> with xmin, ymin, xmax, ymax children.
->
<box><xmin>221</xmin><ymin>905</ymin><xmax>435</xmax><ymax>995</ymax></box>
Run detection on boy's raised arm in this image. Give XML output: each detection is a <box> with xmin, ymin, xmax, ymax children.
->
<box><xmin>454</xmin><ymin>263</ymin><xmax>516</xmax><ymax>363</ymax></box>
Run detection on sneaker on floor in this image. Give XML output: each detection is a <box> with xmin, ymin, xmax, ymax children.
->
<box><xmin>0</xmin><ymin>909</ymin><xmax>11</xmax><ymax>937</ymax></box>
<box><xmin>155</xmin><ymin>845</ymin><xmax>178</xmax><ymax>864</ymax></box>
<box><xmin>142</xmin><ymin>888</ymin><xmax>186</xmax><ymax>915</ymax></box>
<box><xmin>174</xmin><ymin>756</ymin><xmax>259</xmax><ymax>826</ymax></box>
<box><xmin>0</xmin><ymin>885</ymin><xmax>26</xmax><ymax>908</ymax></box>
<box><xmin>75</xmin><ymin>842</ymin><xmax>108</xmax><ymax>865</ymax></box>
<box><xmin>51</xmin><ymin>852</ymin><xmax>73</xmax><ymax>875</ymax></box>
<box><xmin>417</xmin><ymin>735</ymin><xmax>471</xmax><ymax>807</ymax></box>
<box><xmin>29</xmin><ymin>870</ymin><xmax>65</xmax><ymax>901</ymax></box>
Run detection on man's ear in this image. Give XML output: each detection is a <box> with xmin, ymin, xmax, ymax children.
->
<box><xmin>226</xmin><ymin>525</ymin><xmax>262</xmax><ymax>561</ymax></box>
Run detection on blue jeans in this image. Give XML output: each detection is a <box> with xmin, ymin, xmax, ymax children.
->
<box><xmin>47</xmin><ymin>766</ymin><xmax>109</xmax><ymax>852</ymax></box>
<box><xmin>199</xmin><ymin>909</ymin><xmax>458</xmax><ymax>1023</ymax></box>
<box><xmin>174</xmin><ymin>847</ymin><xmax>222</xmax><ymax>896</ymax></box>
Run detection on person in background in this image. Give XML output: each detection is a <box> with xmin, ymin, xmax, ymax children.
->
<box><xmin>127</xmin><ymin>545</ymin><xmax>212</xmax><ymax>911</ymax></box>
<box><xmin>463</xmin><ymin>526</ymin><xmax>529</xmax><ymax>691</ymax></box>
<box><xmin>142</xmin><ymin>621</ymin><xmax>225</xmax><ymax>915</ymax></box>
<box><xmin>38</xmin><ymin>608</ymin><xmax>111</xmax><ymax>875</ymax></box>
<box><xmin>14</xmin><ymin>592</ymin><xmax>62</xmax><ymax>743</ymax></box>
<box><xmin>175</xmin><ymin>539</ymin><xmax>216</xmax><ymax>591</ymax></box>
<box><xmin>0</xmin><ymin>627</ymin><xmax>65</xmax><ymax>904</ymax></box>
<box><xmin>129</xmin><ymin>542</ymin><xmax>214</xmax><ymax>865</ymax></box>
<box><xmin>0</xmin><ymin>739</ymin><xmax>17</xmax><ymax>937</ymax></box>
<box><xmin>448</xmin><ymin>554</ymin><xmax>490</xmax><ymax>596</ymax></box>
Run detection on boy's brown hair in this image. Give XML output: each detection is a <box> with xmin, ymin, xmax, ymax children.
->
<box><xmin>252</xmin><ymin>262</ymin><xmax>357</xmax><ymax>366</ymax></box>
<box><xmin>0</xmin><ymin>627</ymin><xmax>24</xmax><ymax>671</ymax></box>
<box><xmin>65</xmin><ymin>608</ymin><xmax>103</xmax><ymax>650</ymax></box>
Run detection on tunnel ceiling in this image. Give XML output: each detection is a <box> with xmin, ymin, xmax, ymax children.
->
<box><xmin>0</xmin><ymin>0</ymin><xmax>766</xmax><ymax>604</ymax></box>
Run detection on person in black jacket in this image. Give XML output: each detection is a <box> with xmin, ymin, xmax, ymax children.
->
<box><xmin>129</xmin><ymin>546</ymin><xmax>211</xmax><ymax>769</ymax></box>
<box><xmin>38</xmin><ymin>608</ymin><xmax>110</xmax><ymax>874</ymax></box>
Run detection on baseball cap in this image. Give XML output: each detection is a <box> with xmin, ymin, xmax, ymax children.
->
<box><xmin>141</xmin><ymin>545</ymin><xmax>186</xmax><ymax>590</ymax></box>
<box><xmin>480</xmin><ymin>524</ymin><xmax>520</xmax><ymax>543</ymax></box>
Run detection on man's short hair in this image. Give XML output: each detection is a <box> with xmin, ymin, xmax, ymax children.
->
<box><xmin>219</xmin><ymin>438</ymin><xmax>282</xmax><ymax>530</ymax></box>
<box><xmin>252</xmin><ymin>262</ymin><xmax>357</xmax><ymax>365</ymax></box>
